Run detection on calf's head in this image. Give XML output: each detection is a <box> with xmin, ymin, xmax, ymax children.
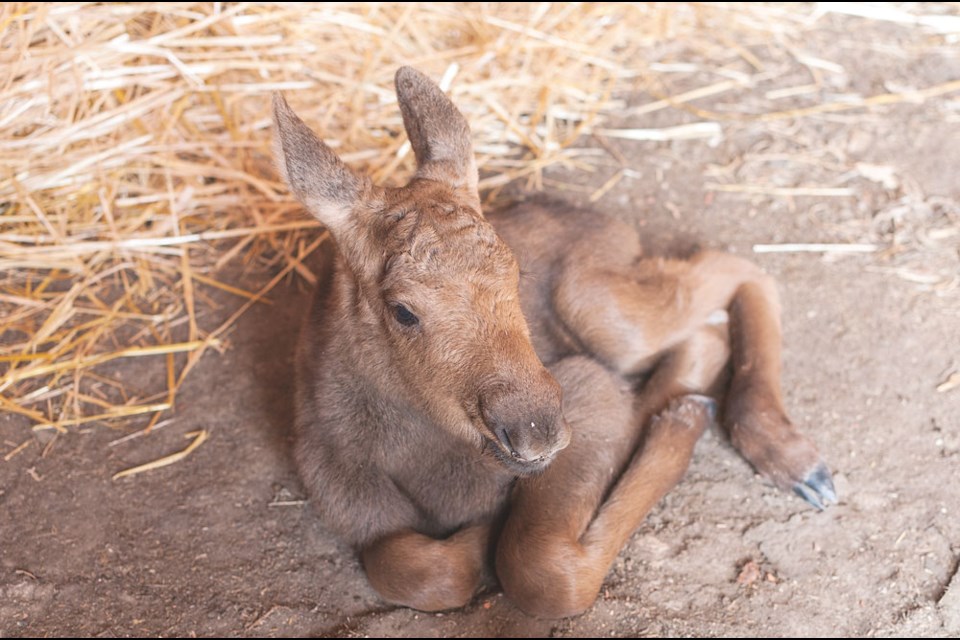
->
<box><xmin>273</xmin><ymin>67</ymin><xmax>570</xmax><ymax>473</ymax></box>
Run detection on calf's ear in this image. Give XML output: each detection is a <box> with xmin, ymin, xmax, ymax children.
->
<box><xmin>272</xmin><ymin>93</ymin><xmax>370</xmax><ymax>234</ymax></box>
<box><xmin>395</xmin><ymin>66</ymin><xmax>478</xmax><ymax>195</ymax></box>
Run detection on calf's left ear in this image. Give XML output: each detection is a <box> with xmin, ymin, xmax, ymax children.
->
<box><xmin>395</xmin><ymin>66</ymin><xmax>479</xmax><ymax>196</ymax></box>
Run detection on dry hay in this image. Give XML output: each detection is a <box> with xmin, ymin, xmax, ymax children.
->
<box><xmin>2</xmin><ymin>3</ymin><xmax>958</xmax><ymax>464</ymax></box>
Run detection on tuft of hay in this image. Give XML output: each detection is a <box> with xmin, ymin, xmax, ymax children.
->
<box><xmin>2</xmin><ymin>3</ymin><xmax>957</xmax><ymax>451</ymax></box>
<box><xmin>0</xmin><ymin>2</ymin><xmax>682</xmax><ymax>442</ymax></box>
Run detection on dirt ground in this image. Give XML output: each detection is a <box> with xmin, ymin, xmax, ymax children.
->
<box><xmin>3</xmin><ymin>12</ymin><xmax>959</xmax><ymax>639</ymax></box>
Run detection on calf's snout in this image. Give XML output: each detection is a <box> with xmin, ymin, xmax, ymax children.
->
<box><xmin>480</xmin><ymin>370</ymin><xmax>571</xmax><ymax>465</ymax></box>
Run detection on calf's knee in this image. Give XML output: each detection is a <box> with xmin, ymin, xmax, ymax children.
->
<box><xmin>362</xmin><ymin>531</ymin><xmax>485</xmax><ymax>612</ymax></box>
<box><xmin>496</xmin><ymin>535</ymin><xmax>601</xmax><ymax>619</ymax></box>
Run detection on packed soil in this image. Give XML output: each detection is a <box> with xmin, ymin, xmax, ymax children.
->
<box><xmin>3</xmin><ymin>13</ymin><xmax>959</xmax><ymax>639</ymax></box>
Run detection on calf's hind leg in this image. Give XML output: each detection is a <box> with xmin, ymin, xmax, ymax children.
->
<box><xmin>554</xmin><ymin>249</ymin><xmax>834</xmax><ymax>507</ymax></box>
<box><xmin>724</xmin><ymin>281</ymin><xmax>836</xmax><ymax>508</ymax></box>
<box><xmin>497</xmin><ymin>328</ymin><xmax>727</xmax><ymax>619</ymax></box>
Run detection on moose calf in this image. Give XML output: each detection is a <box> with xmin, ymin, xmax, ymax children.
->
<box><xmin>273</xmin><ymin>66</ymin><xmax>835</xmax><ymax>619</ymax></box>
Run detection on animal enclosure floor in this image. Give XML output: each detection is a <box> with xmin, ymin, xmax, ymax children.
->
<box><xmin>3</xmin><ymin>18</ymin><xmax>960</xmax><ymax>639</ymax></box>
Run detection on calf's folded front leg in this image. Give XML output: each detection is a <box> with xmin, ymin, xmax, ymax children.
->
<box><xmin>497</xmin><ymin>341</ymin><xmax>725</xmax><ymax>619</ymax></box>
<box><xmin>361</xmin><ymin>523</ymin><xmax>492</xmax><ymax>612</ymax></box>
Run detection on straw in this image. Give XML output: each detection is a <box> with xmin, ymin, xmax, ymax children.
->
<box><xmin>112</xmin><ymin>430</ymin><xmax>208</xmax><ymax>480</ymax></box>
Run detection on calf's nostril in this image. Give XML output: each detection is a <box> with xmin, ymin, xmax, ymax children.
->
<box><xmin>495</xmin><ymin>426</ymin><xmax>520</xmax><ymax>458</ymax></box>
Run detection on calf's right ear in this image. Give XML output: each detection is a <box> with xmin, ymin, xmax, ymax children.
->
<box><xmin>272</xmin><ymin>93</ymin><xmax>369</xmax><ymax>233</ymax></box>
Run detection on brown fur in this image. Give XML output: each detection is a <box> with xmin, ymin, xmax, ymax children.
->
<box><xmin>274</xmin><ymin>66</ymin><xmax>832</xmax><ymax>618</ymax></box>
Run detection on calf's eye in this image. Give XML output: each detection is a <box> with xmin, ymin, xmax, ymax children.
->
<box><xmin>392</xmin><ymin>303</ymin><xmax>419</xmax><ymax>327</ymax></box>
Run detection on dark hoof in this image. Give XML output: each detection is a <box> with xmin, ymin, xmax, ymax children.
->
<box><xmin>793</xmin><ymin>462</ymin><xmax>837</xmax><ymax>511</ymax></box>
<box><xmin>683</xmin><ymin>394</ymin><xmax>718</xmax><ymax>422</ymax></box>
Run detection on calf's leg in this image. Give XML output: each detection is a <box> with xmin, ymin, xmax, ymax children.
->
<box><xmin>497</xmin><ymin>328</ymin><xmax>727</xmax><ymax>619</ymax></box>
<box><xmin>362</xmin><ymin>523</ymin><xmax>491</xmax><ymax>612</ymax></box>
<box><xmin>554</xmin><ymin>249</ymin><xmax>834</xmax><ymax>507</ymax></box>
